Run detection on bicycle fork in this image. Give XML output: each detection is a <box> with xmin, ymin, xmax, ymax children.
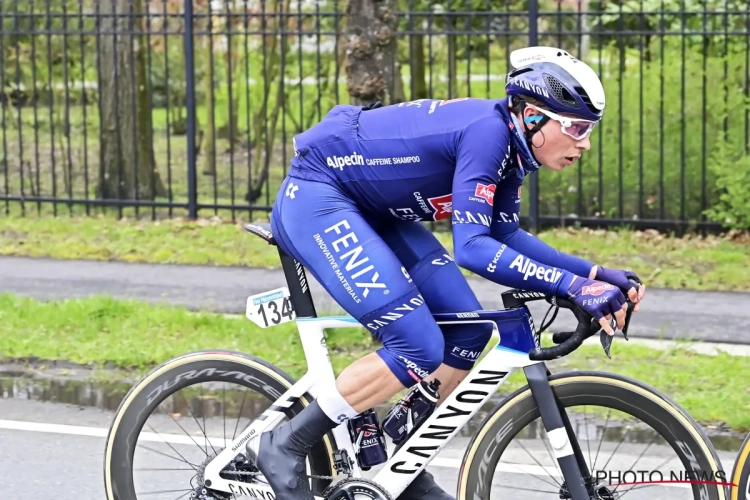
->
<box><xmin>525</xmin><ymin>363</ymin><xmax>594</xmax><ymax>500</ymax></box>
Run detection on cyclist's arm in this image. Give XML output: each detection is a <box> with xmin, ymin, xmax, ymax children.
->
<box><xmin>451</xmin><ymin>119</ymin><xmax>578</xmax><ymax>296</ymax></box>
<box><xmin>491</xmin><ymin>174</ymin><xmax>596</xmax><ymax>279</ymax></box>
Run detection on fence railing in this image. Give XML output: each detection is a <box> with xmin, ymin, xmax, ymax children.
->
<box><xmin>1</xmin><ymin>0</ymin><xmax>748</xmax><ymax>233</ymax></box>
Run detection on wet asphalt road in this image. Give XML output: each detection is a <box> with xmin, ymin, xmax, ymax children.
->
<box><xmin>0</xmin><ymin>396</ymin><xmax>742</xmax><ymax>499</ymax></box>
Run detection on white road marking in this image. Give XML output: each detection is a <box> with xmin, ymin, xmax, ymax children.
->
<box><xmin>0</xmin><ymin>418</ymin><xmax>730</xmax><ymax>488</ymax></box>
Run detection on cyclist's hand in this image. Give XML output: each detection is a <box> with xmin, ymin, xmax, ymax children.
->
<box><xmin>567</xmin><ymin>276</ymin><xmax>628</xmax><ymax>336</ymax></box>
<box><xmin>591</xmin><ymin>266</ymin><xmax>646</xmax><ymax>312</ymax></box>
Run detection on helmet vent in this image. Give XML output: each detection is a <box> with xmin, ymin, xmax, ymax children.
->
<box><xmin>543</xmin><ymin>73</ymin><xmax>580</xmax><ymax>109</ymax></box>
<box><xmin>574</xmin><ymin>86</ymin><xmax>601</xmax><ymax>114</ymax></box>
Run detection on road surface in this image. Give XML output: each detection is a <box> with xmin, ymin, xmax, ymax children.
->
<box><xmin>2</xmin><ymin>255</ymin><xmax>749</xmax><ymax>344</ymax></box>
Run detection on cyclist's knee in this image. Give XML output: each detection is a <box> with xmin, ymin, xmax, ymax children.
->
<box><xmin>363</xmin><ymin>293</ymin><xmax>444</xmax><ymax>387</ymax></box>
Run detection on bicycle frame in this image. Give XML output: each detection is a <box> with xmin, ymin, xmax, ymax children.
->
<box><xmin>203</xmin><ymin>308</ymin><xmax>592</xmax><ymax>499</ymax></box>
<box><xmin>202</xmin><ymin>224</ymin><xmax>594</xmax><ymax>499</ymax></box>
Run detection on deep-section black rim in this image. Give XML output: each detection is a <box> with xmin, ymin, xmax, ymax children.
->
<box><xmin>462</xmin><ymin>375</ymin><xmax>725</xmax><ymax>500</ymax></box>
<box><xmin>105</xmin><ymin>352</ymin><xmax>335</xmax><ymax>499</ymax></box>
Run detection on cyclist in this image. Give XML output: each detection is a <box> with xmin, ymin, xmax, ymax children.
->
<box><xmin>250</xmin><ymin>46</ymin><xmax>647</xmax><ymax>499</ymax></box>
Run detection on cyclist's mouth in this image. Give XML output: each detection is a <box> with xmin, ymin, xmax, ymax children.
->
<box><xmin>563</xmin><ymin>156</ymin><xmax>577</xmax><ymax>165</ymax></box>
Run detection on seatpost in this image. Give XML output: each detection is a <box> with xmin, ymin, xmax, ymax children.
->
<box><xmin>277</xmin><ymin>247</ymin><xmax>317</xmax><ymax>318</ymax></box>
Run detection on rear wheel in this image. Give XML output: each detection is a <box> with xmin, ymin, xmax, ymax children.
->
<box><xmin>458</xmin><ymin>371</ymin><xmax>728</xmax><ymax>500</ymax></box>
<box><xmin>103</xmin><ymin>350</ymin><xmax>338</xmax><ymax>499</ymax></box>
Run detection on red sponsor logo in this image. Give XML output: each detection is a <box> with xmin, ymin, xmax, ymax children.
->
<box><xmin>474</xmin><ymin>183</ymin><xmax>496</xmax><ymax>205</ymax></box>
<box><xmin>428</xmin><ymin>194</ymin><xmax>453</xmax><ymax>220</ymax></box>
<box><xmin>582</xmin><ymin>283</ymin><xmax>614</xmax><ymax>296</ymax></box>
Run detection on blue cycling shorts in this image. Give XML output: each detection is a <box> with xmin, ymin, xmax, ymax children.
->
<box><xmin>271</xmin><ymin>176</ymin><xmax>493</xmax><ymax>388</ymax></box>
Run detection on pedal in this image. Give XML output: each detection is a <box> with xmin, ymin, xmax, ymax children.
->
<box><xmin>333</xmin><ymin>449</ymin><xmax>353</xmax><ymax>476</ymax></box>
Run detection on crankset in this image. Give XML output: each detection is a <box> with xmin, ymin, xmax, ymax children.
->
<box><xmin>323</xmin><ymin>478</ymin><xmax>392</xmax><ymax>500</ymax></box>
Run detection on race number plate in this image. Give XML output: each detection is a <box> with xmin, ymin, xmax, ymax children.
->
<box><xmin>246</xmin><ymin>287</ymin><xmax>296</xmax><ymax>328</ymax></box>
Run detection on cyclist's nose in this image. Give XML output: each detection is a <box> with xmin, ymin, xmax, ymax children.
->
<box><xmin>576</xmin><ymin>135</ymin><xmax>591</xmax><ymax>151</ymax></box>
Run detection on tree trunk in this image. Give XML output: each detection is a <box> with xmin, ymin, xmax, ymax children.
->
<box><xmin>344</xmin><ymin>0</ymin><xmax>398</xmax><ymax>105</ymax></box>
<box><xmin>98</xmin><ymin>0</ymin><xmax>166</xmax><ymax>200</ymax></box>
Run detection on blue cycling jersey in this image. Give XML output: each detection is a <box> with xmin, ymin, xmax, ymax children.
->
<box><xmin>272</xmin><ymin>96</ymin><xmax>596</xmax><ymax>384</ymax></box>
<box><xmin>285</xmin><ymin>97</ymin><xmax>594</xmax><ymax>297</ymax></box>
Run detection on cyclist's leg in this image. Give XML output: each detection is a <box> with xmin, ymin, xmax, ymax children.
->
<box><xmin>272</xmin><ymin>177</ymin><xmax>446</xmax><ymax>398</ymax></box>
<box><xmin>259</xmin><ymin>176</ymin><xmax>449</xmax><ymax>499</ymax></box>
<box><xmin>376</xmin><ymin>219</ymin><xmax>491</xmax><ymax>500</ymax></box>
<box><xmin>377</xmin><ymin>219</ymin><xmax>494</xmax><ymax>400</ymax></box>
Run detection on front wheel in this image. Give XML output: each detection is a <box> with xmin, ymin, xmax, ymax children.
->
<box><xmin>458</xmin><ymin>371</ymin><xmax>728</xmax><ymax>500</ymax></box>
<box><xmin>103</xmin><ymin>350</ymin><xmax>338</xmax><ymax>499</ymax></box>
<box><xmin>729</xmin><ymin>432</ymin><xmax>750</xmax><ymax>500</ymax></box>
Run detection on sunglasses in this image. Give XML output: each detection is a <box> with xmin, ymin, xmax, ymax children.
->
<box><xmin>524</xmin><ymin>104</ymin><xmax>598</xmax><ymax>141</ymax></box>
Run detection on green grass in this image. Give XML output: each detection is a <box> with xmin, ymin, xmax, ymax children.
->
<box><xmin>1</xmin><ymin>215</ymin><xmax>749</xmax><ymax>291</ymax></box>
<box><xmin>2</xmin><ymin>292</ymin><xmax>750</xmax><ymax>432</ymax></box>
<box><xmin>0</xmin><ymin>293</ymin><xmax>374</xmax><ymax>377</ymax></box>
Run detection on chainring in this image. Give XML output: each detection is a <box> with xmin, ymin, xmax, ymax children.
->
<box><xmin>322</xmin><ymin>478</ymin><xmax>393</xmax><ymax>500</ymax></box>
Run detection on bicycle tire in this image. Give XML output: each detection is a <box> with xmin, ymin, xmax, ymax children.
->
<box><xmin>103</xmin><ymin>350</ymin><xmax>338</xmax><ymax>499</ymax></box>
<box><xmin>457</xmin><ymin>371</ymin><xmax>728</xmax><ymax>500</ymax></box>
<box><xmin>729</xmin><ymin>432</ymin><xmax>750</xmax><ymax>499</ymax></box>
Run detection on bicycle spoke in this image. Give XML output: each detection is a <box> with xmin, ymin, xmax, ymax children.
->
<box><xmin>495</xmin><ymin>484</ymin><xmax>560</xmax><ymax>494</ymax></box>
<box><xmin>583</xmin><ymin>406</ymin><xmax>593</xmax><ymax>469</ymax></box>
<box><xmin>510</xmin><ymin>438</ymin><xmax>563</xmax><ymax>490</ymax></box>
<box><xmin>136</xmin><ymin>487</ymin><xmax>193</xmax><ymax>496</ymax></box>
<box><xmin>133</xmin><ymin>467</ymin><xmax>195</xmax><ymax>472</ymax></box>
<box><xmin>180</xmin><ymin>391</ymin><xmax>209</xmax><ymax>455</ymax></box>
<box><xmin>592</xmin><ymin>408</ymin><xmax>613</xmax><ymax>472</ymax></box>
<box><xmin>165</xmin><ymin>409</ymin><xmax>210</xmax><ymax>456</ymax></box>
<box><xmin>201</xmin><ymin>384</ymin><xmax>218</xmax><ymax>456</ymax></box>
<box><xmin>611</xmin><ymin>449</ymin><xmax>677</xmax><ymax>497</ymax></box>
<box><xmin>173</xmin><ymin>492</ymin><xmax>192</xmax><ymax>500</ymax></box>
<box><xmin>616</xmin><ymin>481</ymin><xmax>683</xmax><ymax>499</ymax></box>
<box><xmin>232</xmin><ymin>388</ymin><xmax>249</xmax><ymax>441</ymax></box>
<box><xmin>608</xmin><ymin>438</ymin><xmax>657</xmax><ymax>495</ymax></box>
<box><xmin>144</xmin><ymin>422</ymin><xmax>201</xmax><ymax>472</ymax></box>
<box><xmin>597</xmin><ymin>424</ymin><xmax>633</xmax><ymax>473</ymax></box>
<box><xmin>138</xmin><ymin>443</ymin><xmax>198</xmax><ymax>471</ymax></box>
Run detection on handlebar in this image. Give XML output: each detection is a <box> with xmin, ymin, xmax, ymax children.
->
<box><xmin>526</xmin><ymin>279</ymin><xmax>641</xmax><ymax>362</ymax></box>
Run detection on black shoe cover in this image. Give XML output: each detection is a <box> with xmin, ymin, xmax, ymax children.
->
<box><xmin>248</xmin><ymin>401</ymin><xmax>337</xmax><ymax>500</ymax></box>
<box><xmin>397</xmin><ymin>470</ymin><xmax>455</xmax><ymax>500</ymax></box>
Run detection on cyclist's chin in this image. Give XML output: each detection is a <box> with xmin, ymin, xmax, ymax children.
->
<box><xmin>543</xmin><ymin>161</ymin><xmax>567</xmax><ymax>172</ymax></box>
<box><xmin>544</xmin><ymin>155</ymin><xmax>579</xmax><ymax>171</ymax></box>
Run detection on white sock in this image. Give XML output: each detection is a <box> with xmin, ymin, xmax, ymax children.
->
<box><xmin>317</xmin><ymin>386</ymin><xmax>359</xmax><ymax>424</ymax></box>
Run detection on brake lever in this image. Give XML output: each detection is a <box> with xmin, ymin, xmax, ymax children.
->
<box><xmin>600</xmin><ymin>318</ymin><xmax>616</xmax><ymax>359</ymax></box>
<box><xmin>622</xmin><ymin>277</ymin><xmax>643</xmax><ymax>341</ymax></box>
<box><xmin>599</xmin><ymin>297</ymin><xmax>638</xmax><ymax>359</ymax></box>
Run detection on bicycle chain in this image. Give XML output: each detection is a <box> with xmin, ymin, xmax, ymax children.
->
<box><xmin>222</xmin><ymin>469</ymin><xmax>339</xmax><ymax>481</ymax></box>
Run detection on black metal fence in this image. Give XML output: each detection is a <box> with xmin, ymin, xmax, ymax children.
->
<box><xmin>1</xmin><ymin>0</ymin><xmax>749</xmax><ymax>232</ymax></box>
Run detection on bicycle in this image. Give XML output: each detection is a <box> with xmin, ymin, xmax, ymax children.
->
<box><xmin>103</xmin><ymin>222</ymin><xmax>728</xmax><ymax>500</ymax></box>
